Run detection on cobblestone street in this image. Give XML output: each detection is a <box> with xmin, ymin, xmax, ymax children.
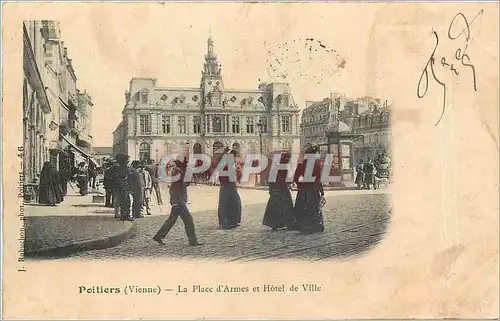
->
<box><xmin>56</xmin><ymin>185</ymin><xmax>390</xmax><ymax>261</ymax></box>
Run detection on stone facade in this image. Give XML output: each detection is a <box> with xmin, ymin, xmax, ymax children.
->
<box><xmin>346</xmin><ymin>101</ymin><xmax>391</xmax><ymax>162</ymax></box>
<box><xmin>40</xmin><ymin>21</ymin><xmax>94</xmax><ymax>170</ymax></box>
<box><xmin>23</xmin><ymin>20</ymin><xmax>95</xmax><ymax>200</ymax></box>
<box><xmin>113</xmin><ymin>37</ymin><xmax>301</xmax><ymax>162</ymax></box>
<box><xmin>301</xmin><ymin>94</ymin><xmax>391</xmax><ymax>161</ymax></box>
<box><xmin>301</xmin><ymin>93</ymin><xmax>346</xmax><ymax>154</ymax></box>
<box><xmin>23</xmin><ymin>21</ymin><xmax>54</xmax><ymax>187</ymax></box>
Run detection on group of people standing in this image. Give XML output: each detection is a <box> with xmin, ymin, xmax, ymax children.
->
<box><xmin>152</xmin><ymin>145</ymin><xmax>326</xmax><ymax>247</ymax></box>
<box><xmin>37</xmin><ymin>159</ymin><xmax>96</xmax><ymax>205</ymax></box>
<box><xmin>102</xmin><ymin>156</ymin><xmax>163</xmax><ymax>221</ymax></box>
<box><xmin>354</xmin><ymin>153</ymin><xmax>391</xmax><ymax>190</ymax></box>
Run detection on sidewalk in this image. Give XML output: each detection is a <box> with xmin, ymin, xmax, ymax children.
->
<box><xmin>24</xmin><ymin>183</ymin><xmax>134</xmax><ymax>258</ymax></box>
<box><xmin>24</xmin><ymin>183</ymin><xmax>389</xmax><ymax>258</ymax></box>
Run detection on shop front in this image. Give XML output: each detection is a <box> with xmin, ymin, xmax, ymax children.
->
<box><xmin>61</xmin><ymin>134</ymin><xmax>98</xmax><ymax>173</ymax></box>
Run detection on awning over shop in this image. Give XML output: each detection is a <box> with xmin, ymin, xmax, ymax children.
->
<box><xmin>61</xmin><ymin>135</ymin><xmax>98</xmax><ymax>166</ymax></box>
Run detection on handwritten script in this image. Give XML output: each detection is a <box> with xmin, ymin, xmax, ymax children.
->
<box><xmin>417</xmin><ymin>10</ymin><xmax>483</xmax><ymax>126</ymax></box>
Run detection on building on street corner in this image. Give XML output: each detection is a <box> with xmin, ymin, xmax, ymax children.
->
<box><xmin>22</xmin><ymin>20</ymin><xmax>96</xmax><ymax>201</ymax></box>
<box><xmin>301</xmin><ymin>92</ymin><xmax>347</xmax><ymax>155</ymax></box>
<box><xmin>341</xmin><ymin>97</ymin><xmax>391</xmax><ymax>162</ymax></box>
<box><xmin>113</xmin><ymin>36</ymin><xmax>301</xmax><ymax>163</ymax></box>
<box><xmin>301</xmin><ymin>93</ymin><xmax>391</xmax><ymax>161</ymax></box>
<box><xmin>300</xmin><ymin>93</ymin><xmax>391</xmax><ymax>184</ymax></box>
<box><xmin>23</xmin><ymin>21</ymin><xmax>54</xmax><ymax>195</ymax></box>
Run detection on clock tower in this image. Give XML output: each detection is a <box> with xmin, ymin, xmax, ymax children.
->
<box><xmin>201</xmin><ymin>36</ymin><xmax>225</xmax><ymax>107</ymax></box>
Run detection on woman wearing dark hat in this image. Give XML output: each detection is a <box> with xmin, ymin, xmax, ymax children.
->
<box><xmin>262</xmin><ymin>151</ymin><xmax>295</xmax><ymax>231</ymax></box>
<box><xmin>75</xmin><ymin>161</ymin><xmax>89</xmax><ymax>195</ymax></box>
<box><xmin>38</xmin><ymin>162</ymin><xmax>64</xmax><ymax>206</ymax></box>
<box><xmin>216</xmin><ymin>147</ymin><xmax>242</xmax><ymax>230</ymax></box>
<box><xmin>355</xmin><ymin>159</ymin><xmax>365</xmax><ymax>190</ymax></box>
<box><xmin>291</xmin><ymin>145</ymin><xmax>325</xmax><ymax>233</ymax></box>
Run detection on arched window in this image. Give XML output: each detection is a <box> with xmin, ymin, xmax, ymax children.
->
<box><xmin>213</xmin><ymin>141</ymin><xmax>224</xmax><ymax>158</ymax></box>
<box><xmin>232</xmin><ymin>142</ymin><xmax>241</xmax><ymax>153</ymax></box>
<box><xmin>139</xmin><ymin>142</ymin><xmax>151</xmax><ymax>162</ymax></box>
<box><xmin>193</xmin><ymin>142</ymin><xmax>202</xmax><ymax>154</ymax></box>
<box><xmin>374</xmin><ymin>134</ymin><xmax>379</xmax><ymax>143</ymax></box>
<box><xmin>212</xmin><ymin>116</ymin><xmax>222</xmax><ymax>133</ymax></box>
<box><xmin>248</xmin><ymin>142</ymin><xmax>257</xmax><ymax>153</ymax></box>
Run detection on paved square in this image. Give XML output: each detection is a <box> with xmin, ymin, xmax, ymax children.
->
<box><xmin>53</xmin><ymin>185</ymin><xmax>391</xmax><ymax>261</ymax></box>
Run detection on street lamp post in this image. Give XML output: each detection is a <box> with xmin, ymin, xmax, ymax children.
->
<box><xmin>185</xmin><ymin>140</ymin><xmax>190</xmax><ymax>161</ymax></box>
<box><xmin>256</xmin><ymin>119</ymin><xmax>264</xmax><ymax>186</ymax></box>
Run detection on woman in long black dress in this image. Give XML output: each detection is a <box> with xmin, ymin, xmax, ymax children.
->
<box><xmin>216</xmin><ymin>148</ymin><xmax>242</xmax><ymax>230</ymax></box>
<box><xmin>354</xmin><ymin>159</ymin><xmax>365</xmax><ymax>190</ymax></box>
<box><xmin>75</xmin><ymin>162</ymin><xmax>89</xmax><ymax>195</ymax></box>
<box><xmin>292</xmin><ymin>146</ymin><xmax>325</xmax><ymax>233</ymax></box>
<box><xmin>262</xmin><ymin>152</ymin><xmax>294</xmax><ymax>231</ymax></box>
<box><xmin>38</xmin><ymin>162</ymin><xmax>64</xmax><ymax>206</ymax></box>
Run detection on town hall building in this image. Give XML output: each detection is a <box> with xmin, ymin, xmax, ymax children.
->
<box><xmin>113</xmin><ymin>37</ymin><xmax>301</xmax><ymax>163</ymax></box>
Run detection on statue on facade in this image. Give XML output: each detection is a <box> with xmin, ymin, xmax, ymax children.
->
<box><xmin>205</xmin><ymin>92</ymin><xmax>212</xmax><ymax>106</ymax></box>
<box><xmin>212</xmin><ymin>85</ymin><xmax>223</xmax><ymax>106</ymax></box>
<box><xmin>125</xmin><ymin>90</ymin><xmax>130</xmax><ymax>102</ymax></box>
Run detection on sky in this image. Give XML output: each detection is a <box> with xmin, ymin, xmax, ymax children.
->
<box><xmin>56</xmin><ymin>3</ymin><xmax>399</xmax><ymax>147</ymax></box>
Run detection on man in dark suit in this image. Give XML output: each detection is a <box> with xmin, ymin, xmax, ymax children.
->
<box><xmin>153</xmin><ymin>160</ymin><xmax>202</xmax><ymax>246</ymax></box>
<box><xmin>145</xmin><ymin>159</ymin><xmax>163</xmax><ymax>205</ymax></box>
<box><xmin>128</xmin><ymin>160</ymin><xmax>145</xmax><ymax>219</ymax></box>
<box><xmin>363</xmin><ymin>157</ymin><xmax>375</xmax><ymax>190</ymax></box>
<box><xmin>114</xmin><ymin>154</ymin><xmax>133</xmax><ymax>221</ymax></box>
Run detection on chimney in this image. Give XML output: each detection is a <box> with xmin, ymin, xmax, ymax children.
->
<box><xmin>305</xmin><ymin>101</ymin><xmax>315</xmax><ymax>108</ymax></box>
